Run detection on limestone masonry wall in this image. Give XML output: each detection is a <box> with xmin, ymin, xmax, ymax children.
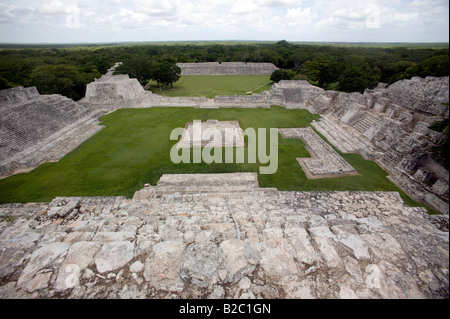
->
<box><xmin>176</xmin><ymin>62</ymin><xmax>278</xmax><ymax>75</ymax></box>
<box><xmin>83</xmin><ymin>74</ymin><xmax>145</xmax><ymax>107</ymax></box>
<box><xmin>279</xmin><ymin>127</ymin><xmax>357</xmax><ymax>178</ymax></box>
<box><xmin>0</xmin><ymin>86</ymin><xmax>39</xmax><ymax>106</ymax></box>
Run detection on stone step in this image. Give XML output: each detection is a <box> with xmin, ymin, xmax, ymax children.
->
<box><xmin>1</xmin><ymin>188</ymin><xmax>445</xmax><ymax>299</ymax></box>
<box><xmin>150</xmin><ymin>185</ymin><xmax>269</xmax><ymax>194</ymax></box>
<box><xmin>156</xmin><ymin>172</ymin><xmax>259</xmax><ymax>188</ymax></box>
<box><xmin>312</xmin><ymin>117</ymin><xmax>361</xmax><ymax>153</ymax></box>
<box><xmin>133</xmin><ymin>185</ymin><xmax>278</xmax><ymax>199</ymax></box>
<box><xmin>379</xmin><ymin>152</ymin><xmax>399</xmax><ymax>170</ymax></box>
<box><xmin>353</xmin><ymin>113</ymin><xmax>380</xmax><ymax>134</ymax></box>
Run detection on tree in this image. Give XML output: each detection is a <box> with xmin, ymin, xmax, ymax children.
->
<box><xmin>206</xmin><ymin>45</ymin><xmax>224</xmax><ymax>62</ymax></box>
<box><xmin>93</xmin><ymin>57</ymin><xmax>111</xmax><ymax>74</ymax></box>
<box><xmin>338</xmin><ymin>64</ymin><xmax>381</xmax><ymax>93</ymax></box>
<box><xmin>275</xmin><ymin>40</ymin><xmax>290</xmax><ymax>47</ymax></box>
<box><xmin>0</xmin><ymin>76</ymin><xmax>12</xmax><ymax>90</ymax></box>
<box><xmin>270</xmin><ymin>69</ymin><xmax>292</xmax><ymax>82</ymax></box>
<box><xmin>113</xmin><ymin>57</ymin><xmax>158</xmax><ymax>85</ymax></box>
<box><xmin>287</xmin><ymin>53</ymin><xmax>303</xmax><ymax>69</ymax></box>
<box><xmin>30</xmin><ymin>64</ymin><xmax>86</xmax><ymax>100</ymax></box>
<box><xmin>301</xmin><ymin>54</ymin><xmax>338</xmax><ymax>88</ymax></box>
<box><xmin>154</xmin><ymin>61</ymin><xmax>181</xmax><ymax>88</ymax></box>
<box><xmin>404</xmin><ymin>54</ymin><xmax>449</xmax><ymax>79</ymax></box>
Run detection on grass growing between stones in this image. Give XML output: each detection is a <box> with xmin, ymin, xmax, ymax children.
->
<box><xmin>0</xmin><ymin>106</ymin><xmax>430</xmax><ymax>212</ymax></box>
<box><xmin>149</xmin><ymin>75</ymin><xmax>272</xmax><ymax>98</ymax></box>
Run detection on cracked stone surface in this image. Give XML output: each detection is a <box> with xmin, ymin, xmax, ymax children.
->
<box><xmin>0</xmin><ymin>188</ymin><xmax>448</xmax><ymax>299</ymax></box>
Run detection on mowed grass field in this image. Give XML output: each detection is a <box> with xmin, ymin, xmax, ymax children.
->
<box><xmin>149</xmin><ymin>75</ymin><xmax>273</xmax><ymax>98</ymax></box>
<box><xmin>0</xmin><ymin>106</ymin><xmax>431</xmax><ymax>212</ymax></box>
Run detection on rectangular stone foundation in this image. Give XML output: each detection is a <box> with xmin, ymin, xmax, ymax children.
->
<box><xmin>176</xmin><ymin>120</ymin><xmax>245</xmax><ymax>149</ymax></box>
<box><xmin>279</xmin><ymin>127</ymin><xmax>357</xmax><ymax>179</ymax></box>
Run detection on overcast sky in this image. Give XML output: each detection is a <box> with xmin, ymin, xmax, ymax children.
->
<box><xmin>0</xmin><ymin>0</ymin><xmax>448</xmax><ymax>43</ymax></box>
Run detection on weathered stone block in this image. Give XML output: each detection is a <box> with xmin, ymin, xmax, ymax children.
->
<box><xmin>94</xmin><ymin>241</ymin><xmax>135</xmax><ymax>273</ymax></box>
<box><xmin>179</xmin><ymin>241</ymin><xmax>225</xmax><ymax>288</ymax></box>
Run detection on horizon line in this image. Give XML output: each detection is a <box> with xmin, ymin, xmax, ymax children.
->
<box><xmin>0</xmin><ymin>40</ymin><xmax>449</xmax><ymax>46</ymax></box>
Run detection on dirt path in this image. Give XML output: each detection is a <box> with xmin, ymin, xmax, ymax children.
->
<box><xmin>245</xmin><ymin>81</ymin><xmax>272</xmax><ymax>94</ymax></box>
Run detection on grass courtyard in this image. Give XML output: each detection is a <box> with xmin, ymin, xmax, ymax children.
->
<box><xmin>149</xmin><ymin>75</ymin><xmax>273</xmax><ymax>98</ymax></box>
<box><xmin>0</xmin><ymin>106</ymin><xmax>430</xmax><ymax>212</ymax></box>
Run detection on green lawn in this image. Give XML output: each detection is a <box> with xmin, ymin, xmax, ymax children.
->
<box><xmin>149</xmin><ymin>75</ymin><xmax>273</xmax><ymax>98</ymax></box>
<box><xmin>0</xmin><ymin>106</ymin><xmax>431</xmax><ymax>212</ymax></box>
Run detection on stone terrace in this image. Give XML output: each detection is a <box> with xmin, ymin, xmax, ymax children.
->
<box><xmin>0</xmin><ymin>87</ymin><xmax>102</xmax><ymax>178</ymax></box>
<box><xmin>270</xmin><ymin>77</ymin><xmax>449</xmax><ymax>214</ymax></box>
<box><xmin>311</xmin><ymin>115</ymin><xmax>382</xmax><ymax>159</ymax></box>
<box><xmin>0</xmin><ymin>176</ymin><xmax>448</xmax><ymax>299</ymax></box>
<box><xmin>177</xmin><ymin>62</ymin><xmax>278</xmax><ymax>75</ymax></box>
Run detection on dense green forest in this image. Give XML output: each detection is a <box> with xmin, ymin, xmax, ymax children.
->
<box><xmin>0</xmin><ymin>41</ymin><xmax>448</xmax><ymax>100</ymax></box>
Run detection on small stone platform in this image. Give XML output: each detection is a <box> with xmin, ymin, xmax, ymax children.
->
<box><xmin>176</xmin><ymin>120</ymin><xmax>245</xmax><ymax>149</ymax></box>
<box><xmin>279</xmin><ymin>127</ymin><xmax>357</xmax><ymax>178</ymax></box>
<box><xmin>133</xmin><ymin>173</ymin><xmax>276</xmax><ymax>199</ymax></box>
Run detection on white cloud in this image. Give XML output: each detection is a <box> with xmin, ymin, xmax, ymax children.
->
<box><xmin>257</xmin><ymin>0</ymin><xmax>302</xmax><ymax>7</ymax></box>
<box><xmin>0</xmin><ymin>0</ymin><xmax>448</xmax><ymax>42</ymax></box>
<box><xmin>286</xmin><ymin>7</ymin><xmax>313</xmax><ymax>22</ymax></box>
<box><xmin>0</xmin><ymin>3</ymin><xmax>36</xmax><ymax>26</ymax></box>
<box><xmin>132</xmin><ymin>0</ymin><xmax>183</xmax><ymax>17</ymax></box>
<box><xmin>38</xmin><ymin>0</ymin><xmax>66</xmax><ymax>14</ymax></box>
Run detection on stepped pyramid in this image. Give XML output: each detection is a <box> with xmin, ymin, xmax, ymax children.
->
<box><xmin>0</xmin><ymin>87</ymin><xmax>102</xmax><ymax>178</ymax></box>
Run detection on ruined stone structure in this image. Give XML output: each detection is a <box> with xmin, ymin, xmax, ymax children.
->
<box><xmin>176</xmin><ymin>120</ymin><xmax>245</xmax><ymax>149</ymax></box>
<box><xmin>2</xmin><ymin>68</ymin><xmax>449</xmax><ymax>213</ymax></box>
<box><xmin>279</xmin><ymin>128</ymin><xmax>357</xmax><ymax>178</ymax></box>
<box><xmin>177</xmin><ymin>62</ymin><xmax>278</xmax><ymax>75</ymax></box>
<box><xmin>0</xmin><ymin>173</ymin><xmax>448</xmax><ymax>299</ymax></box>
<box><xmin>0</xmin><ymin>64</ymin><xmax>448</xmax><ymax>299</ymax></box>
<box><xmin>83</xmin><ymin>63</ymin><xmax>145</xmax><ymax>109</ymax></box>
<box><xmin>81</xmin><ymin>66</ymin><xmax>271</xmax><ymax>109</ymax></box>
<box><xmin>266</xmin><ymin>77</ymin><xmax>449</xmax><ymax>215</ymax></box>
<box><xmin>2</xmin><ymin>69</ymin><xmax>449</xmax><ymax>213</ymax></box>
<box><xmin>0</xmin><ymin>87</ymin><xmax>103</xmax><ymax>178</ymax></box>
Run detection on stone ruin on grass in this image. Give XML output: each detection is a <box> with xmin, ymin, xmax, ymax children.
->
<box><xmin>0</xmin><ymin>63</ymin><xmax>448</xmax><ymax>299</ymax></box>
<box><xmin>176</xmin><ymin>62</ymin><xmax>278</xmax><ymax>75</ymax></box>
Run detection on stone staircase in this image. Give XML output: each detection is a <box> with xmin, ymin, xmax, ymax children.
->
<box><xmin>0</xmin><ymin>115</ymin><xmax>103</xmax><ymax>178</ymax></box>
<box><xmin>0</xmin><ymin>87</ymin><xmax>101</xmax><ymax>178</ymax></box>
<box><xmin>379</xmin><ymin>151</ymin><xmax>401</xmax><ymax>171</ymax></box>
<box><xmin>352</xmin><ymin>113</ymin><xmax>381</xmax><ymax>135</ymax></box>
<box><xmin>0</xmin><ymin>93</ymin><xmax>90</xmax><ymax>155</ymax></box>
<box><xmin>133</xmin><ymin>172</ymin><xmax>277</xmax><ymax>199</ymax></box>
<box><xmin>311</xmin><ymin>115</ymin><xmax>380</xmax><ymax>160</ymax></box>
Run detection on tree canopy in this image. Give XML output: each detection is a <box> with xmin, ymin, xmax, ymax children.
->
<box><xmin>114</xmin><ymin>59</ymin><xmax>181</xmax><ymax>88</ymax></box>
<box><xmin>270</xmin><ymin>69</ymin><xmax>294</xmax><ymax>82</ymax></box>
<box><xmin>301</xmin><ymin>54</ymin><xmax>338</xmax><ymax>88</ymax></box>
<box><xmin>154</xmin><ymin>61</ymin><xmax>181</xmax><ymax>88</ymax></box>
<box><xmin>0</xmin><ymin>41</ymin><xmax>448</xmax><ymax>99</ymax></box>
<box><xmin>113</xmin><ymin>57</ymin><xmax>158</xmax><ymax>85</ymax></box>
